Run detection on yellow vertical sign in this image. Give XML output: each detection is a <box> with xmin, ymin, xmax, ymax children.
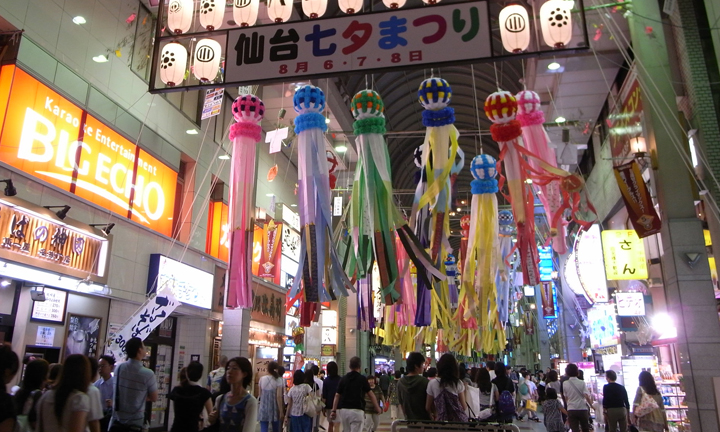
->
<box><xmin>601</xmin><ymin>230</ymin><xmax>649</xmax><ymax>280</ymax></box>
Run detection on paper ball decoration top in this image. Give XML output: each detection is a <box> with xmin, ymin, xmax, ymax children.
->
<box><xmin>352</xmin><ymin>90</ymin><xmax>384</xmax><ymax>119</ymax></box>
<box><xmin>293</xmin><ymin>85</ymin><xmax>326</xmax><ymax>114</ymax></box>
<box><xmin>516</xmin><ymin>90</ymin><xmax>542</xmax><ymax>116</ymax></box>
<box><xmin>470</xmin><ymin>154</ymin><xmax>498</xmax><ymax>180</ymax></box>
<box><xmin>460</xmin><ymin>214</ymin><xmax>471</xmax><ymax>230</ymax></box>
<box><xmin>232</xmin><ymin>95</ymin><xmax>265</xmax><ymax>122</ymax></box>
<box><xmin>484</xmin><ymin>90</ymin><xmax>518</xmax><ymax>124</ymax></box>
<box><xmin>499</xmin><ymin>209</ymin><xmax>514</xmax><ymax>226</ymax></box>
<box><xmin>413</xmin><ymin>146</ymin><xmax>423</xmax><ymax>168</ymax></box>
<box><xmin>418</xmin><ymin>78</ymin><xmax>452</xmax><ymax>110</ymax></box>
<box><xmin>445</xmin><ymin>254</ymin><xmax>456</xmax><ymax>266</ymax></box>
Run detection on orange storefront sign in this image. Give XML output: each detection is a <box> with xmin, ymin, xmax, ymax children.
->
<box><xmin>0</xmin><ymin>66</ymin><xmax>177</xmax><ymax>236</ymax></box>
<box><xmin>206</xmin><ymin>200</ymin><xmax>229</xmax><ymax>262</ymax></box>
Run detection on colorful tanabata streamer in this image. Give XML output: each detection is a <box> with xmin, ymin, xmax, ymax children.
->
<box><xmin>227</xmin><ymin>95</ymin><xmax>264</xmax><ymax>309</ymax></box>
<box><xmin>347</xmin><ymin>90</ymin><xmax>441</xmax><ymax>330</ymax></box>
<box><xmin>412</xmin><ymin>78</ymin><xmax>462</xmax><ymax>330</ymax></box>
<box><xmin>496</xmin><ymin>210</ymin><xmax>515</xmax><ymax>332</ymax></box>
<box><xmin>288</xmin><ymin>85</ymin><xmax>352</xmax><ymax>326</ymax></box>
<box><xmin>485</xmin><ymin>90</ymin><xmax>540</xmax><ymax>287</ymax></box>
<box><xmin>456</xmin><ymin>155</ymin><xmax>503</xmax><ymax>354</ymax></box>
<box><xmin>516</xmin><ymin>90</ymin><xmax>566</xmax><ymax>254</ymax></box>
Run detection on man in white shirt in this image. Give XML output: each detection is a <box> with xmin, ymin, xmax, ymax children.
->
<box><xmin>562</xmin><ymin>364</ymin><xmax>593</xmax><ymax>432</ymax></box>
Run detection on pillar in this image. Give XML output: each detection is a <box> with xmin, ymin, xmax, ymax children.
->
<box><xmin>534</xmin><ymin>285</ymin><xmax>552</xmax><ymax>371</ymax></box>
<box><xmin>629</xmin><ymin>2</ymin><xmax>720</xmax><ymax>430</ymax></box>
<box><xmin>221</xmin><ymin>308</ymin><xmax>251</xmax><ymax>358</ymax></box>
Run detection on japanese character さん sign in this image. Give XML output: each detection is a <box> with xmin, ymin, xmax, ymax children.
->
<box><xmin>601</xmin><ymin>229</ymin><xmax>649</xmax><ymax>280</ymax></box>
<box><xmin>613</xmin><ymin>161</ymin><xmax>661</xmax><ymax>238</ymax></box>
<box><xmin>107</xmin><ymin>289</ymin><xmax>180</xmax><ymax>361</ymax></box>
<box><xmin>225</xmin><ymin>2</ymin><xmax>490</xmax><ymax>84</ymax></box>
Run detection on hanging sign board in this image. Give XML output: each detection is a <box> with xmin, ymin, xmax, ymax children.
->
<box><xmin>541</xmin><ymin>281</ymin><xmax>557</xmax><ymax>318</ymax></box>
<box><xmin>201</xmin><ymin>88</ymin><xmax>224</xmax><ymax>120</ymax></box>
<box><xmin>107</xmin><ymin>289</ymin><xmax>180</xmax><ymax>360</ymax></box>
<box><xmin>609</xmin><ymin>68</ymin><xmax>642</xmax><ymax>161</ymax></box>
<box><xmin>575</xmin><ymin>224</ymin><xmax>609</xmax><ymax>303</ymax></box>
<box><xmin>616</xmin><ymin>291</ymin><xmax>646</xmax><ymax>316</ymax></box>
<box><xmin>0</xmin><ymin>199</ymin><xmax>108</xmax><ymax>279</ymax></box>
<box><xmin>613</xmin><ymin>161</ymin><xmax>661</xmax><ymax>238</ymax></box>
<box><xmin>225</xmin><ymin>2</ymin><xmax>492</xmax><ymax>85</ymax></box>
<box><xmin>587</xmin><ymin>305</ymin><xmax>619</xmax><ymax>349</ymax></box>
<box><xmin>31</xmin><ymin>287</ymin><xmax>68</xmax><ymax>323</ymax></box>
<box><xmin>601</xmin><ymin>229</ymin><xmax>648</xmax><ymax>280</ymax></box>
<box><xmin>538</xmin><ymin>246</ymin><xmax>553</xmax><ymax>282</ymax></box>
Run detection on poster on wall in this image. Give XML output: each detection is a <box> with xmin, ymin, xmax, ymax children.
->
<box><xmin>616</xmin><ymin>292</ymin><xmax>646</xmax><ymax>316</ymax></box>
<box><xmin>30</xmin><ymin>288</ymin><xmax>68</xmax><ymax>324</ymax></box>
<box><xmin>64</xmin><ymin>314</ymin><xmax>102</xmax><ymax>359</ymax></box>
<box><xmin>35</xmin><ymin>326</ymin><xmax>55</xmax><ymax>346</ymax></box>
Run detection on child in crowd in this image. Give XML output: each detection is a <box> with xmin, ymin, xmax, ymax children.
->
<box><xmin>542</xmin><ymin>388</ymin><xmax>567</xmax><ymax>432</ymax></box>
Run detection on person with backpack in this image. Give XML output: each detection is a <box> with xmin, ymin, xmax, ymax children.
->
<box><xmin>285</xmin><ymin>371</ymin><xmax>313</xmax><ymax>432</ymax></box>
<box><xmin>329</xmin><ymin>357</ymin><xmax>380</xmax><ymax>432</ymax></box>
<box><xmin>424</xmin><ymin>354</ymin><xmax>467</xmax><ymax>422</ymax></box>
<box><xmin>491</xmin><ymin>362</ymin><xmax>516</xmax><ymax>424</ymax></box>
<box><xmin>517</xmin><ymin>371</ymin><xmax>540</xmax><ymax>422</ymax></box>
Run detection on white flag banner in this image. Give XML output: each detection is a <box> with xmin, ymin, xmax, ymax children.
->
<box><xmin>107</xmin><ymin>289</ymin><xmax>181</xmax><ymax>361</ymax></box>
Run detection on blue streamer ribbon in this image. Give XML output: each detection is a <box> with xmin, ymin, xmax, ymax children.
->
<box><xmin>421</xmin><ymin>107</ymin><xmax>455</xmax><ymax>127</ymax></box>
<box><xmin>471</xmin><ymin>178</ymin><xmax>499</xmax><ymax>194</ymax></box>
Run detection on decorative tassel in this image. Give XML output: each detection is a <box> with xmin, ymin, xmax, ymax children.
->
<box><xmin>289</xmin><ymin>86</ymin><xmax>352</xmax><ymax>325</ymax></box>
<box><xmin>516</xmin><ymin>90</ymin><xmax>566</xmax><ymax>254</ymax></box>
<box><xmin>227</xmin><ymin>95</ymin><xmax>264</xmax><ymax>309</ymax></box>
<box><xmin>485</xmin><ymin>91</ymin><xmax>540</xmax><ymax>286</ymax></box>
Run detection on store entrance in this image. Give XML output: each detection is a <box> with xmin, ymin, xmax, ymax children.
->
<box><xmin>142</xmin><ymin>317</ymin><xmax>176</xmax><ymax>432</ymax></box>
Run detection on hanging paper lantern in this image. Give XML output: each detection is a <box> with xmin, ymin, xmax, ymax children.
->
<box><xmin>499</xmin><ymin>4</ymin><xmax>530</xmax><ymax>53</ymax></box>
<box><xmin>302</xmin><ymin>0</ymin><xmax>327</xmax><ymax>18</ymax></box>
<box><xmin>540</xmin><ymin>0</ymin><xmax>574</xmax><ymax>48</ymax></box>
<box><xmin>198</xmin><ymin>0</ymin><xmax>224</xmax><ymax>30</ymax></box>
<box><xmin>159</xmin><ymin>42</ymin><xmax>187</xmax><ymax>87</ymax></box>
<box><xmin>193</xmin><ymin>39</ymin><xmax>222</xmax><ymax>83</ymax></box>
<box><xmin>498</xmin><ymin>210</ymin><xmax>514</xmax><ymax>236</ymax></box>
<box><xmin>233</xmin><ymin>0</ymin><xmax>259</xmax><ymax>27</ymax></box>
<box><xmin>338</xmin><ymin>0</ymin><xmax>363</xmax><ymax>13</ymax></box>
<box><xmin>167</xmin><ymin>0</ymin><xmax>193</xmax><ymax>34</ymax></box>
<box><xmin>267</xmin><ymin>0</ymin><xmax>293</xmax><ymax>22</ymax></box>
<box><xmin>382</xmin><ymin>0</ymin><xmax>405</xmax><ymax>9</ymax></box>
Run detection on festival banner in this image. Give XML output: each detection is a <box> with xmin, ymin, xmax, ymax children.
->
<box><xmin>107</xmin><ymin>289</ymin><xmax>180</xmax><ymax>361</ymax></box>
<box><xmin>224</xmin><ymin>2</ymin><xmax>491</xmax><ymax>84</ymax></box>
<box><xmin>613</xmin><ymin>161</ymin><xmax>661</xmax><ymax>238</ymax></box>
<box><xmin>541</xmin><ymin>281</ymin><xmax>557</xmax><ymax>318</ymax></box>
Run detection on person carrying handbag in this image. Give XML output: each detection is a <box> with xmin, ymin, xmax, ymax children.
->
<box><xmin>631</xmin><ymin>372</ymin><xmax>667</xmax><ymax>432</ymax></box>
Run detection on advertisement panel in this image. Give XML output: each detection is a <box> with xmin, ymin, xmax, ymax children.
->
<box><xmin>0</xmin><ymin>67</ymin><xmax>177</xmax><ymax>236</ymax></box>
<box><xmin>206</xmin><ymin>201</ymin><xmax>229</xmax><ymax>262</ymax></box>
<box><xmin>616</xmin><ymin>292</ymin><xmax>646</xmax><ymax>316</ymax></box>
<box><xmin>613</xmin><ymin>161</ymin><xmax>661</xmax><ymax>238</ymax></box>
<box><xmin>587</xmin><ymin>305</ymin><xmax>619</xmax><ymax>349</ymax></box>
<box><xmin>575</xmin><ymin>224</ymin><xmax>609</xmax><ymax>303</ymax></box>
<box><xmin>609</xmin><ymin>68</ymin><xmax>642</xmax><ymax>161</ymax></box>
<box><xmin>601</xmin><ymin>229</ymin><xmax>649</xmax><ymax>280</ymax></box>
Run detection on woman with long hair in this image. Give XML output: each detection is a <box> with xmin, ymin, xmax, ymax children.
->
<box><xmin>632</xmin><ymin>371</ymin><xmax>667</xmax><ymax>432</ymax></box>
<box><xmin>0</xmin><ymin>344</ymin><xmax>20</xmax><ymax>432</ymax></box>
<box><xmin>475</xmin><ymin>368</ymin><xmax>498</xmax><ymax>413</ymax></box>
<box><xmin>169</xmin><ymin>362</ymin><xmax>212</xmax><ymax>432</ymax></box>
<box><xmin>257</xmin><ymin>361</ymin><xmax>283</xmax><ymax>432</ymax></box>
<box><xmin>207</xmin><ymin>357</ymin><xmax>257</xmax><ymax>432</ymax></box>
<box><xmin>13</xmin><ymin>359</ymin><xmax>49</xmax><ymax>430</ymax></box>
<box><xmin>424</xmin><ymin>353</ymin><xmax>467</xmax><ymax>422</ymax></box>
<box><xmin>321</xmin><ymin>362</ymin><xmax>341</xmax><ymax>432</ymax></box>
<box><xmin>46</xmin><ymin>364</ymin><xmax>62</xmax><ymax>391</ymax></box>
<box><xmin>285</xmin><ymin>370</ymin><xmax>313</xmax><ymax>432</ymax></box>
<box><xmin>491</xmin><ymin>362</ymin><xmax>516</xmax><ymax>424</ymax></box>
<box><xmin>36</xmin><ymin>354</ymin><xmax>91</xmax><ymax>432</ymax></box>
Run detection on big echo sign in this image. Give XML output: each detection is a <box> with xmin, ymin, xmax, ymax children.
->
<box><xmin>0</xmin><ymin>66</ymin><xmax>177</xmax><ymax>236</ymax></box>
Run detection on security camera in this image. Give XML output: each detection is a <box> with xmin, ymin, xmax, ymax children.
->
<box><xmin>30</xmin><ymin>287</ymin><xmax>46</xmax><ymax>302</ymax></box>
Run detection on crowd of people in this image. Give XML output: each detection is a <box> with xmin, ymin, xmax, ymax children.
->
<box><xmin>0</xmin><ymin>342</ymin><xmax>670</xmax><ymax>432</ymax></box>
